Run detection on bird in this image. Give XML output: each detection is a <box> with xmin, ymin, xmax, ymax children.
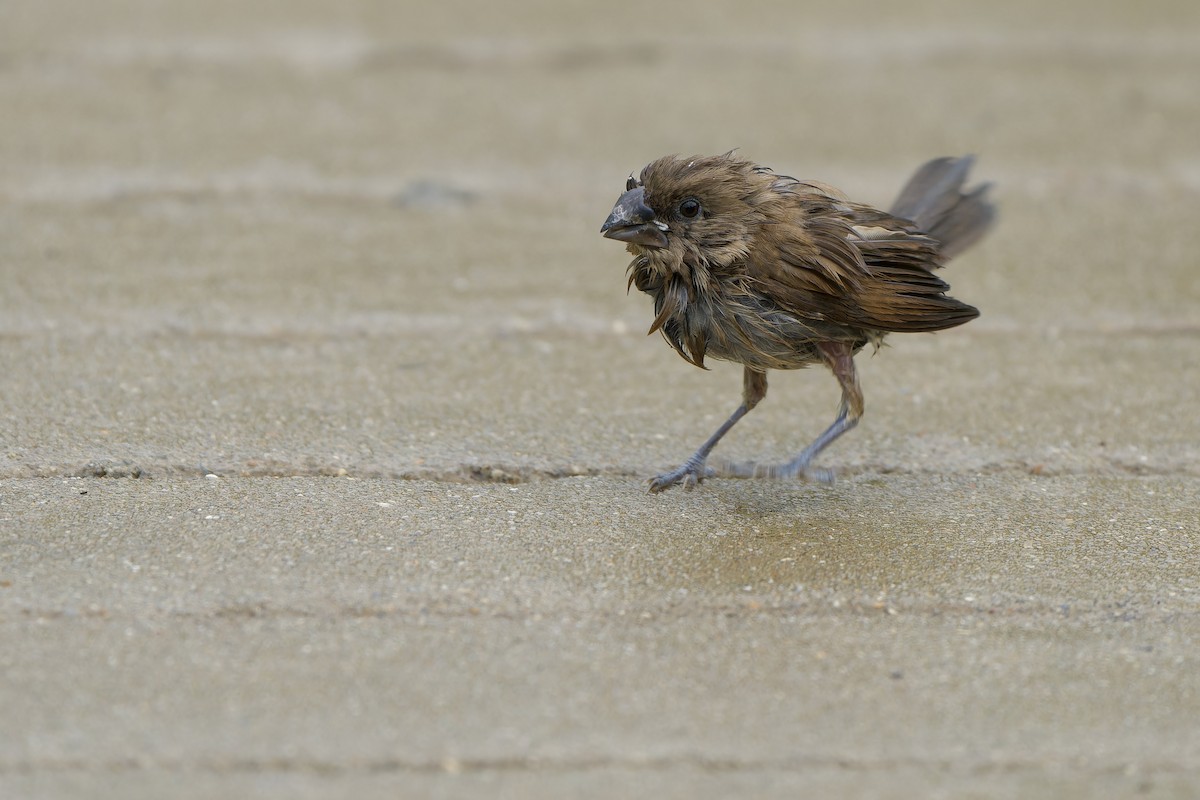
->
<box><xmin>600</xmin><ymin>152</ymin><xmax>994</xmax><ymax>493</ymax></box>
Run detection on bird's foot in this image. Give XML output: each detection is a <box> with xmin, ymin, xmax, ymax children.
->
<box><xmin>771</xmin><ymin>462</ymin><xmax>836</xmax><ymax>485</ymax></box>
<box><xmin>713</xmin><ymin>458</ymin><xmax>836</xmax><ymax>485</ymax></box>
<box><xmin>647</xmin><ymin>458</ymin><xmax>715</xmax><ymax>494</ymax></box>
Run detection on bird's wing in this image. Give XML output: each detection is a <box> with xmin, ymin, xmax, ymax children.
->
<box><xmin>850</xmin><ymin>216</ymin><xmax>980</xmax><ymax>331</ymax></box>
<box><xmin>746</xmin><ymin>189</ymin><xmax>978</xmax><ymax>334</ymax></box>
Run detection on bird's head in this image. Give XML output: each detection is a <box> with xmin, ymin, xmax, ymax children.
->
<box><xmin>601</xmin><ymin>153</ymin><xmax>776</xmax><ymax>271</ymax></box>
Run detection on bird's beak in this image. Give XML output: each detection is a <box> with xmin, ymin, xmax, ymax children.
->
<box><xmin>600</xmin><ymin>187</ymin><xmax>668</xmax><ymax>249</ymax></box>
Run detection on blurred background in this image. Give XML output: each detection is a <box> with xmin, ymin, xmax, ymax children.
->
<box><xmin>2</xmin><ymin>0</ymin><xmax>1198</xmax><ymax>475</ymax></box>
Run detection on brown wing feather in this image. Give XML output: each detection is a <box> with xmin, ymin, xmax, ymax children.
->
<box><xmin>851</xmin><ymin>217</ymin><xmax>979</xmax><ymax>331</ymax></box>
<box><xmin>746</xmin><ymin>187</ymin><xmax>978</xmax><ymax>334</ymax></box>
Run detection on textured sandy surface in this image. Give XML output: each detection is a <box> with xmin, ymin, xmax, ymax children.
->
<box><xmin>2</xmin><ymin>1</ymin><xmax>1199</xmax><ymax>798</ymax></box>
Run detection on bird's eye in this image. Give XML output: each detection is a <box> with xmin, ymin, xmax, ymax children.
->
<box><xmin>678</xmin><ymin>198</ymin><xmax>702</xmax><ymax>219</ymax></box>
<box><xmin>625</xmin><ymin>175</ymin><xmax>638</xmax><ymax>191</ymax></box>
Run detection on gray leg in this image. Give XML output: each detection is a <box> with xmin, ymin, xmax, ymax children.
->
<box><xmin>719</xmin><ymin>341</ymin><xmax>864</xmax><ymax>485</ymax></box>
<box><xmin>648</xmin><ymin>368</ymin><xmax>767</xmax><ymax>493</ymax></box>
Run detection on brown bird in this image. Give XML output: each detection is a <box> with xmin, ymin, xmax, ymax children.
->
<box><xmin>600</xmin><ymin>152</ymin><xmax>994</xmax><ymax>492</ymax></box>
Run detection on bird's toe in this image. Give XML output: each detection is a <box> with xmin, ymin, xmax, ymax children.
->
<box><xmin>802</xmin><ymin>466</ymin><xmax>836</xmax><ymax>485</ymax></box>
<box><xmin>646</xmin><ymin>460</ymin><xmax>712</xmax><ymax>494</ymax></box>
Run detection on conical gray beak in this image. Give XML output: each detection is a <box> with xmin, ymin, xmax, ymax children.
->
<box><xmin>601</xmin><ymin>187</ymin><xmax>668</xmax><ymax>249</ymax></box>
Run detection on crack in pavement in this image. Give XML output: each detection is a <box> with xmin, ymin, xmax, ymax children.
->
<box><xmin>0</xmin><ymin>753</ymin><xmax>1195</xmax><ymax>777</ymax></box>
<box><xmin>0</xmin><ymin>457</ymin><xmax>1194</xmax><ymax>482</ymax></box>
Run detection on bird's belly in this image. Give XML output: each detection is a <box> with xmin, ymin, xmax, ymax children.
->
<box><xmin>702</xmin><ymin>315</ymin><xmax>822</xmax><ymax>370</ymax></box>
<box><xmin>686</xmin><ymin>295</ymin><xmax>835</xmax><ymax>371</ymax></box>
<box><xmin>649</xmin><ymin>282</ymin><xmax>871</xmax><ymax>371</ymax></box>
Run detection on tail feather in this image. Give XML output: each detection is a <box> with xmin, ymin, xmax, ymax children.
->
<box><xmin>890</xmin><ymin>156</ymin><xmax>995</xmax><ymax>260</ymax></box>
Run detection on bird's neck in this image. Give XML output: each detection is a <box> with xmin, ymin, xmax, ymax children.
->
<box><xmin>626</xmin><ymin>247</ymin><xmax>716</xmax><ymax>300</ymax></box>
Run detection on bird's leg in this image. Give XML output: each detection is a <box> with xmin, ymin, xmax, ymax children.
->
<box><xmin>773</xmin><ymin>341</ymin><xmax>863</xmax><ymax>483</ymax></box>
<box><xmin>648</xmin><ymin>367</ymin><xmax>767</xmax><ymax>493</ymax></box>
<box><xmin>717</xmin><ymin>341</ymin><xmax>862</xmax><ymax>485</ymax></box>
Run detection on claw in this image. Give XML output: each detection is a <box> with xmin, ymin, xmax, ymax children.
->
<box><xmin>646</xmin><ymin>459</ymin><xmax>715</xmax><ymax>494</ymax></box>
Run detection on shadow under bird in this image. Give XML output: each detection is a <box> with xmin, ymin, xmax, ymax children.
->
<box><xmin>600</xmin><ymin>152</ymin><xmax>995</xmax><ymax>493</ymax></box>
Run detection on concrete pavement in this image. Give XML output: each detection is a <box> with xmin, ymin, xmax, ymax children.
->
<box><xmin>3</xmin><ymin>2</ymin><xmax>1199</xmax><ymax>797</ymax></box>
